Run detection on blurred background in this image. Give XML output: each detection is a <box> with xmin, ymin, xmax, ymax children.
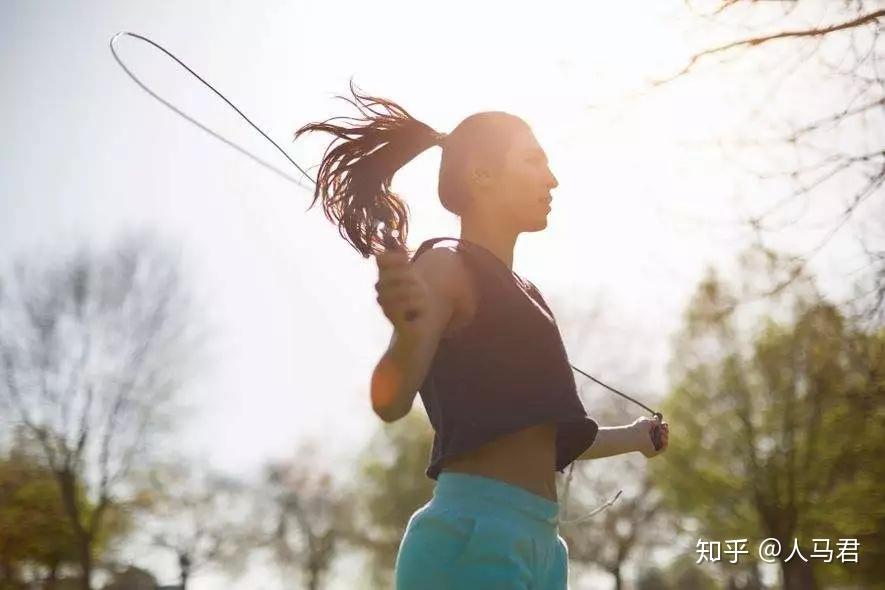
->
<box><xmin>1</xmin><ymin>0</ymin><xmax>883</xmax><ymax>588</ymax></box>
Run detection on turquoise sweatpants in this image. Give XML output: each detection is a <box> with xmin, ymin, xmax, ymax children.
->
<box><xmin>394</xmin><ymin>472</ymin><xmax>569</xmax><ymax>589</ymax></box>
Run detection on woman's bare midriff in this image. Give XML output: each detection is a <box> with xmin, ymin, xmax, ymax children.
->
<box><xmin>439</xmin><ymin>422</ymin><xmax>559</xmax><ymax>502</ymax></box>
<box><xmin>437</xmin><ymin>249</ymin><xmax>560</xmax><ymax>503</ymax></box>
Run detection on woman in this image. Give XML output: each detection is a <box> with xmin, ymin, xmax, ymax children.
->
<box><xmin>295</xmin><ymin>81</ymin><xmax>670</xmax><ymax>589</ymax></box>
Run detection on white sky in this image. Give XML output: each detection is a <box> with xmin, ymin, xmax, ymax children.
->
<box><xmin>2</xmin><ymin>1</ymin><xmax>881</xmax><ymax>587</ymax></box>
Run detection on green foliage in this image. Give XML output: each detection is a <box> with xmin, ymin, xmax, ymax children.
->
<box><xmin>665</xmin><ymin>554</ymin><xmax>725</xmax><ymax>589</ymax></box>
<box><xmin>351</xmin><ymin>411</ymin><xmax>435</xmax><ymax>589</ymax></box>
<box><xmin>637</xmin><ymin>557</ymin><xmax>722</xmax><ymax>590</ymax></box>
<box><xmin>0</xmin><ymin>435</ymin><xmax>134</xmax><ymax>587</ymax></box>
<box><xmin>636</xmin><ymin>564</ymin><xmax>670</xmax><ymax>590</ymax></box>
<box><xmin>0</xmin><ymin>453</ymin><xmax>80</xmax><ymax>581</ymax></box>
<box><xmin>654</xmin><ymin>255</ymin><xmax>885</xmax><ymax>588</ymax></box>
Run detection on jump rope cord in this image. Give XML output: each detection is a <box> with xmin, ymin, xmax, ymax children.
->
<box><xmin>109</xmin><ymin>30</ymin><xmax>664</xmax><ymax>525</ymax></box>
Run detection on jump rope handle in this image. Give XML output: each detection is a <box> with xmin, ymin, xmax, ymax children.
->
<box><xmin>650</xmin><ymin>412</ymin><xmax>665</xmax><ymax>451</ymax></box>
<box><xmin>379</xmin><ymin>226</ymin><xmax>419</xmax><ymax>323</ymax></box>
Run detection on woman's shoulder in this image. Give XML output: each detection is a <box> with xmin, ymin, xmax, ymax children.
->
<box><xmin>410</xmin><ymin>241</ymin><xmax>473</xmax><ymax>305</ymax></box>
<box><xmin>412</xmin><ymin>236</ymin><xmax>463</xmax><ymax>258</ymax></box>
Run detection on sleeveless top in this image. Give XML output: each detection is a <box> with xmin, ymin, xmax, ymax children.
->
<box><xmin>410</xmin><ymin>237</ymin><xmax>599</xmax><ymax>481</ymax></box>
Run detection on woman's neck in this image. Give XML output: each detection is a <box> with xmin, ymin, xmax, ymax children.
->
<box><xmin>460</xmin><ymin>222</ymin><xmax>518</xmax><ymax>271</ymax></box>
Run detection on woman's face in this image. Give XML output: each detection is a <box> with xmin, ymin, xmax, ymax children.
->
<box><xmin>484</xmin><ymin>127</ymin><xmax>559</xmax><ymax>232</ymax></box>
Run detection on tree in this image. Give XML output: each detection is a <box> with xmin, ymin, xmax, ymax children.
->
<box><xmin>99</xmin><ymin>566</ymin><xmax>158</xmax><ymax>590</ymax></box>
<box><xmin>666</xmin><ymin>554</ymin><xmax>727</xmax><ymax>590</ymax></box>
<box><xmin>259</xmin><ymin>440</ymin><xmax>356</xmax><ymax>590</ymax></box>
<box><xmin>347</xmin><ymin>411</ymin><xmax>435</xmax><ymax>590</ymax></box>
<box><xmin>636</xmin><ymin>554</ymin><xmax>726</xmax><ymax>590</ymax></box>
<box><xmin>136</xmin><ymin>461</ymin><xmax>257</xmax><ymax>590</ymax></box>
<box><xmin>0</xmin><ymin>232</ymin><xmax>204</xmax><ymax>590</ymax></box>
<box><xmin>0</xmin><ymin>429</ymin><xmax>81</xmax><ymax>589</ymax></box>
<box><xmin>655</xmin><ymin>244</ymin><xmax>885</xmax><ymax>589</ymax></box>
<box><xmin>0</xmin><ymin>426</ymin><xmax>131</xmax><ymax>590</ymax></box>
<box><xmin>648</xmin><ymin>1</ymin><xmax>885</xmax><ymax>325</ymax></box>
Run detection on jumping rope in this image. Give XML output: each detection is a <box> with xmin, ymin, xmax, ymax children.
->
<box><xmin>109</xmin><ymin>31</ymin><xmax>665</xmax><ymax>525</ymax></box>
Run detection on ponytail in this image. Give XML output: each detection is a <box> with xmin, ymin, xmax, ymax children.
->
<box><xmin>294</xmin><ymin>79</ymin><xmax>445</xmax><ymax>258</ymax></box>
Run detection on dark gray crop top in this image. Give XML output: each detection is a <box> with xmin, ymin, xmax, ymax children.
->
<box><xmin>410</xmin><ymin>237</ymin><xmax>599</xmax><ymax>481</ymax></box>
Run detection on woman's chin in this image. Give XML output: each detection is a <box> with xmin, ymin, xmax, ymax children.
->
<box><xmin>528</xmin><ymin>218</ymin><xmax>548</xmax><ymax>232</ymax></box>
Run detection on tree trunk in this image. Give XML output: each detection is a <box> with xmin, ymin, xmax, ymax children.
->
<box><xmin>178</xmin><ymin>551</ymin><xmax>190</xmax><ymax>590</ymax></box>
<box><xmin>54</xmin><ymin>469</ymin><xmax>92</xmax><ymax>590</ymax></box>
<box><xmin>307</xmin><ymin>559</ymin><xmax>321</xmax><ymax>590</ymax></box>
<box><xmin>781</xmin><ymin>557</ymin><xmax>817</xmax><ymax>590</ymax></box>
<box><xmin>1</xmin><ymin>556</ymin><xmax>21</xmax><ymax>585</ymax></box>
<box><xmin>45</xmin><ymin>557</ymin><xmax>59</xmax><ymax>590</ymax></box>
<box><xmin>78</xmin><ymin>539</ymin><xmax>93</xmax><ymax>590</ymax></box>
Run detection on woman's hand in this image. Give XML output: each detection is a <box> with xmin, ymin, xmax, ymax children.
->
<box><xmin>631</xmin><ymin>416</ymin><xmax>670</xmax><ymax>458</ymax></box>
<box><xmin>374</xmin><ymin>250</ymin><xmax>430</xmax><ymax>333</ymax></box>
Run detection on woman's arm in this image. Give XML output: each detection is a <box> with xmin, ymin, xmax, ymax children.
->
<box><xmin>371</xmin><ymin>327</ymin><xmax>438</xmax><ymax>422</ymax></box>
<box><xmin>370</xmin><ymin>248</ymin><xmax>463</xmax><ymax>422</ymax></box>
<box><xmin>577</xmin><ymin>425</ymin><xmax>638</xmax><ymax>460</ymax></box>
<box><xmin>578</xmin><ymin>418</ymin><xmax>669</xmax><ymax>460</ymax></box>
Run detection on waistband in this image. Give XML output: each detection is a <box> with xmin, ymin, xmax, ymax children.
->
<box><xmin>432</xmin><ymin>472</ymin><xmax>560</xmax><ymax>533</ymax></box>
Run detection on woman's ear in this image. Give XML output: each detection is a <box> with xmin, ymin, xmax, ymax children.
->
<box><xmin>470</xmin><ymin>167</ymin><xmax>493</xmax><ymax>191</ymax></box>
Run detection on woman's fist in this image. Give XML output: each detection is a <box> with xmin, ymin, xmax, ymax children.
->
<box><xmin>374</xmin><ymin>250</ymin><xmax>429</xmax><ymax>332</ymax></box>
<box><xmin>631</xmin><ymin>416</ymin><xmax>670</xmax><ymax>458</ymax></box>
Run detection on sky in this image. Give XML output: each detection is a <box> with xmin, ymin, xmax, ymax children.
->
<box><xmin>2</xmin><ymin>1</ymin><xmax>881</xmax><ymax>588</ymax></box>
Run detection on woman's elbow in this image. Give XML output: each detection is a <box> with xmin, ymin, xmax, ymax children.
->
<box><xmin>373</xmin><ymin>398</ymin><xmax>411</xmax><ymax>423</ymax></box>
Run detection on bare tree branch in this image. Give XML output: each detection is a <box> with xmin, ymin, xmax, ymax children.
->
<box><xmin>0</xmin><ymin>232</ymin><xmax>202</xmax><ymax>589</ymax></box>
<box><xmin>651</xmin><ymin>8</ymin><xmax>885</xmax><ymax>86</ymax></box>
